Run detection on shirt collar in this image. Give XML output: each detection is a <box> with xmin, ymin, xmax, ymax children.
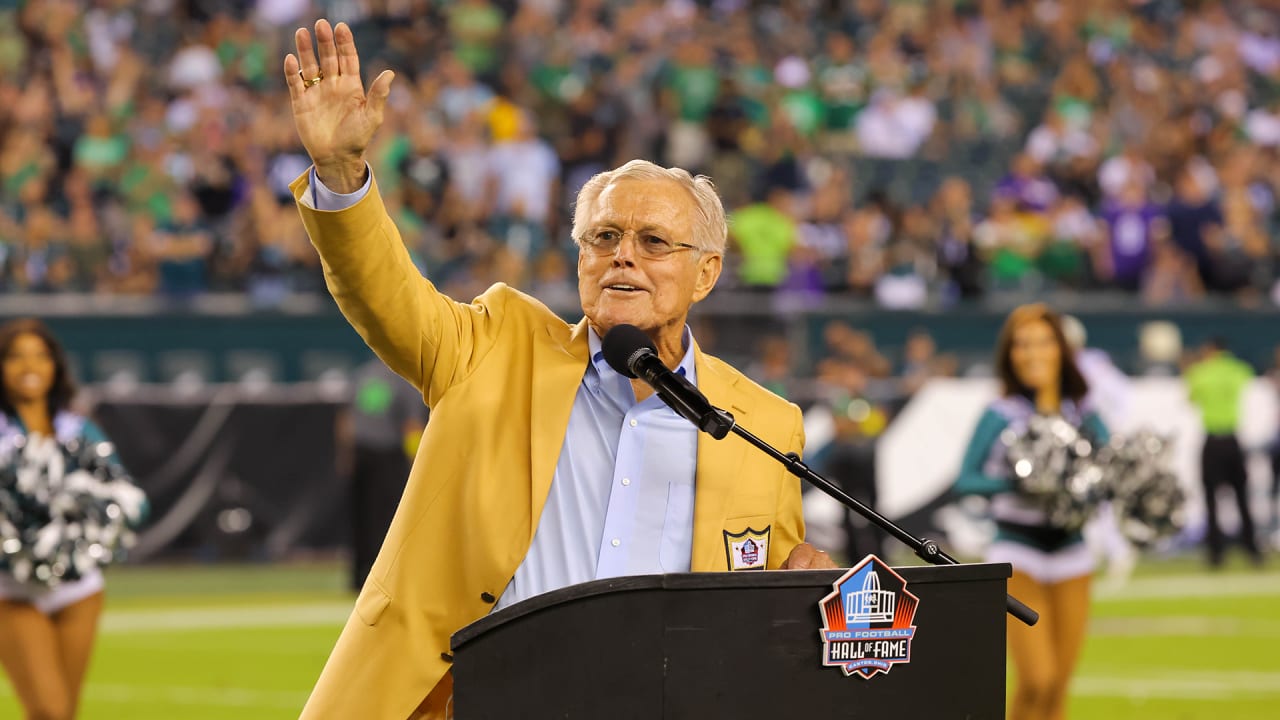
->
<box><xmin>587</xmin><ymin>325</ymin><xmax>697</xmax><ymax>385</ymax></box>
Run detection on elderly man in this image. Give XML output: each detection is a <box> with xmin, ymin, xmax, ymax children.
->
<box><xmin>284</xmin><ymin>20</ymin><xmax>834</xmax><ymax>720</ymax></box>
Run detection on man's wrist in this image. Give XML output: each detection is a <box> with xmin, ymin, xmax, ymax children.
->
<box><xmin>315</xmin><ymin>158</ymin><xmax>370</xmax><ymax>195</ymax></box>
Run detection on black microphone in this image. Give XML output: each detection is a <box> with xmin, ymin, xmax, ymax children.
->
<box><xmin>601</xmin><ymin>324</ymin><xmax>735</xmax><ymax>439</ymax></box>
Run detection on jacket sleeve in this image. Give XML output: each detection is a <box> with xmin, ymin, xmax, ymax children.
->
<box><xmin>291</xmin><ymin>170</ymin><xmax>508</xmax><ymax>406</ymax></box>
<box><xmin>954</xmin><ymin>407</ymin><xmax>1013</xmax><ymax>497</ymax></box>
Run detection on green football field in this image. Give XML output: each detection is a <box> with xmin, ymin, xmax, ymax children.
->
<box><xmin>1</xmin><ymin>557</ymin><xmax>1277</xmax><ymax>719</ymax></box>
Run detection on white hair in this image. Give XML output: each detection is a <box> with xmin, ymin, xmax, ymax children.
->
<box><xmin>571</xmin><ymin>159</ymin><xmax>728</xmax><ymax>254</ymax></box>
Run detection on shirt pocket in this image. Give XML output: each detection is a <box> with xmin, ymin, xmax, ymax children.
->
<box><xmin>658</xmin><ymin>476</ymin><xmax>696</xmax><ymax>572</ymax></box>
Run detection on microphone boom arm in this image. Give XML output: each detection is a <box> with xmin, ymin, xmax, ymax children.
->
<box><xmin>714</xmin><ymin>407</ymin><xmax>1039</xmax><ymax>627</ymax></box>
<box><xmin>596</xmin><ymin>323</ymin><xmax>1036</xmax><ymax>623</ymax></box>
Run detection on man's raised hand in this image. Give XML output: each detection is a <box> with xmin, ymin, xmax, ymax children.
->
<box><xmin>283</xmin><ymin>19</ymin><xmax>394</xmax><ymax>193</ymax></box>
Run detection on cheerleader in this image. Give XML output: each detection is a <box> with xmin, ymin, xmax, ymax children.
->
<box><xmin>955</xmin><ymin>304</ymin><xmax>1108</xmax><ymax>720</ymax></box>
<box><xmin>0</xmin><ymin>319</ymin><xmax>136</xmax><ymax>720</ymax></box>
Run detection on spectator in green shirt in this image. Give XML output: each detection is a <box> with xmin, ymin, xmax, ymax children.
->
<box><xmin>729</xmin><ymin>185</ymin><xmax>796</xmax><ymax>290</ymax></box>
<box><xmin>445</xmin><ymin>0</ymin><xmax>504</xmax><ymax>74</ymax></box>
<box><xmin>1184</xmin><ymin>337</ymin><xmax>1263</xmax><ymax>568</ymax></box>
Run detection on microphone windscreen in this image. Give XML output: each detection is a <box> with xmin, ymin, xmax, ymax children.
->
<box><xmin>601</xmin><ymin>324</ymin><xmax>655</xmax><ymax>379</ymax></box>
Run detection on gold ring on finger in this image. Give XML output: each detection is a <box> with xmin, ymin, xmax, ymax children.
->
<box><xmin>302</xmin><ymin>71</ymin><xmax>324</xmax><ymax>87</ymax></box>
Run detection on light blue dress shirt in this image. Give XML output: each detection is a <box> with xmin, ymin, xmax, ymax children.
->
<box><xmin>307</xmin><ymin>168</ymin><xmax>699</xmax><ymax>612</ymax></box>
<box><xmin>494</xmin><ymin>329</ymin><xmax>698</xmax><ymax>610</ymax></box>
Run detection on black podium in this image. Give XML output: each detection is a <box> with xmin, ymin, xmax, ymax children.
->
<box><xmin>451</xmin><ymin>562</ymin><xmax>1010</xmax><ymax>719</ymax></box>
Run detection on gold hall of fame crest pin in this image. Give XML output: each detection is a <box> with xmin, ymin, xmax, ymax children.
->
<box><xmin>723</xmin><ymin>526</ymin><xmax>771</xmax><ymax>571</ymax></box>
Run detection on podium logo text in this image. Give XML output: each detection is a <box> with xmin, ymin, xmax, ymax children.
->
<box><xmin>818</xmin><ymin>554</ymin><xmax>919</xmax><ymax>678</ymax></box>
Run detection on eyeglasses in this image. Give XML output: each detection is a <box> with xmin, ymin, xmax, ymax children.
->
<box><xmin>580</xmin><ymin>229</ymin><xmax>701</xmax><ymax>260</ymax></box>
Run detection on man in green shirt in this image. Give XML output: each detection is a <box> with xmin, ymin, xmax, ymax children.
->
<box><xmin>729</xmin><ymin>185</ymin><xmax>796</xmax><ymax>289</ymax></box>
<box><xmin>1185</xmin><ymin>337</ymin><xmax>1263</xmax><ymax>567</ymax></box>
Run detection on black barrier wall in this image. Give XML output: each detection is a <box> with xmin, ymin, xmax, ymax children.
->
<box><xmin>90</xmin><ymin>393</ymin><xmax>349</xmax><ymax>561</ymax></box>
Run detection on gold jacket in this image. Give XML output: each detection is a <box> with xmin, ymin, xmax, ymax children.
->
<box><xmin>291</xmin><ymin>172</ymin><xmax>805</xmax><ymax>719</ymax></box>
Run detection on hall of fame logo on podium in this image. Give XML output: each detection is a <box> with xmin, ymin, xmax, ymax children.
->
<box><xmin>817</xmin><ymin>554</ymin><xmax>919</xmax><ymax>678</ymax></box>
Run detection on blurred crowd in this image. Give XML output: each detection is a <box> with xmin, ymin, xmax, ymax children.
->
<box><xmin>2</xmin><ymin>0</ymin><xmax>1280</xmax><ymax>307</ymax></box>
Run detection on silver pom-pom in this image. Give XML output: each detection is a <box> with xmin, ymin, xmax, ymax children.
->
<box><xmin>1100</xmin><ymin>431</ymin><xmax>1187</xmax><ymax>548</ymax></box>
<box><xmin>1003</xmin><ymin>415</ymin><xmax>1107</xmax><ymax>532</ymax></box>
<box><xmin>0</xmin><ymin>436</ymin><xmax>146</xmax><ymax>587</ymax></box>
<box><xmin>1002</xmin><ymin>418</ymin><xmax>1187</xmax><ymax>547</ymax></box>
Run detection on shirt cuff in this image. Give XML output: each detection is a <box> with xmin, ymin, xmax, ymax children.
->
<box><xmin>306</xmin><ymin>165</ymin><xmax>373</xmax><ymax>211</ymax></box>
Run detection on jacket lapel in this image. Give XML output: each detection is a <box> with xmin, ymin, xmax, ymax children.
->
<box><xmin>690</xmin><ymin>345</ymin><xmax>750</xmax><ymax>572</ymax></box>
<box><xmin>527</xmin><ymin>319</ymin><xmax>591</xmax><ymax>540</ymax></box>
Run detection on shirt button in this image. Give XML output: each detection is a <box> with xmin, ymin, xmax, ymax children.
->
<box><xmin>611</xmin><ymin>538</ymin><xmax>621</xmax><ymax>547</ymax></box>
<box><xmin>629</xmin><ymin>419</ymin><xmax>638</xmax><ymax>427</ymax></box>
<box><xmin>621</xmin><ymin>477</ymin><xmax>631</xmax><ymax>486</ymax></box>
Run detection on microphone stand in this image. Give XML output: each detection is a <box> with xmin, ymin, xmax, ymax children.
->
<box><xmin>699</xmin><ymin>407</ymin><xmax>1039</xmax><ymax>627</ymax></box>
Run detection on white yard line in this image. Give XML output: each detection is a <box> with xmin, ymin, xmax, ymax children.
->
<box><xmin>1093</xmin><ymin>572</ymin><xmax>1280</xmax><ymax>602</ymax></box>
<box><xmin>8</xmin><ymin>672</ymin><xmax>1277</xmax><ymax>709</ymax></box>
<box><xmin>92</xmin><ymin>571</ymin><xmax>1280</xmax><ymax>635</ymax></box>
<box><xmin>100</xmin><ymin>602</ymin><xmax>352</xmax><ymax>633</ymax></box>
<box><xmin>1090</xmin><ymin>615</ymin><xmax>1280</xmax><ymax>637</ymax></box>
<box><xmin>0</xmin><ymin>683</ymin><xmax>308</xmax><ymax>710</ymax></box>
<box><xmin>88</xmin><ymin>683</ymin><xmax>308</xmax><ymax>709</ymax></box>
<box><xmin>1073</xmin><ymin>671</ymin><xmax>1280</xmax><ymax>700</ymax></box>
